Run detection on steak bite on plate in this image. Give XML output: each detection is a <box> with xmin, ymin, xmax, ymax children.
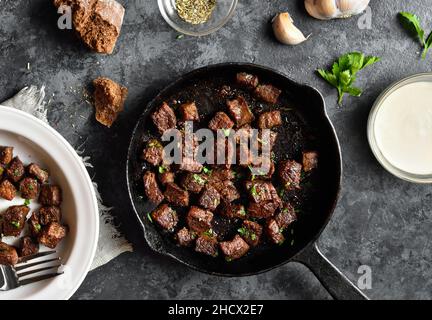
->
<box><xmin>195</xmin><ymin>235</ymin><xmax>218</xmax><ymax>257</ymax></box>
<box><xmin>19</xmin><ymin>236</ymin><xmax>39</xmax><ymax>257</ymax></box>
<box><xmin>19</xmin><ymin>177</ymin><xmax>39</xmax><ymax>200</ymax></box>
<box><xmin>247</xmin><ymin>201</ymin><xmax>280</xmax><ymax>219</ymax></box>
<box><xmin>198</xmin><ymin>185</ymin><xmax>221</xmax><ymax>211</ymax></box>
<box><xmin>278</xmin><ymin>160</ymin><xmax>302</xmax><ymax>191</ymax></box>
<box><xmin>39</xmin><ymin>185</ymin><xmax>62</xmax><ymax>206</ymax></box>
<box><xmin>266</xmin><ymin>218</ymin><xmax>285</xmax><ymax>245</ymax></box>
<box><xmin>38</xmin><ymin>206</ymin><xmax>62</xmax><ymax>225</ymax></box>
<box><xmin>236</xmin><ymin>72</ymin><xmax>259</xmax><ymax>90</ymax></box>
<box><xmin>152</xmin><ymin>102</ymin><xmax>177</xmax><ymax>134</ymax></box>
<box><xmin>93</xmin><ymin>77</ymin><xmax>128</xmax><ymax>128</ymax></box>
<box><xmin>0</xmin><ymin>179</ymin><xmax>17</xmax><ymax>201</ymax></box>
<box><xmin>187</xmin><ymin>206</ymin><xmax>213</xmax><ymax>234</ymax></box>
<box><xmin>151</xmin><ymin>204</ymin><xmax>178</xmax><ymax>232</ymax></box>
<box><xmin>208</xmin><ymin>112</ymin><xmax>234</xmax><ymax>131</ymax></box>
<box><xmin>143</xmin><ymin>171</ymin><xmax>164</xmax><ymax>205</ymax></box>
<box><xmin>217</xmin><ymin>180</ymin><xmax>240</xmax><ymax>203</ymax></box>
<box><xmin>176</xmin><ymin>227</ymin><xmax>196</xmax><ymax>247</ymax></box>
<box><xmin>239</xmin><ymin>220</ymin><xmax>262</xmax><ymax>247</ymax></box>
<box><xmin>2</xmin><ymin>205</ymin><xmax>30</xmax><ymax>237</ymax></box>
<box><xmin>27</xmin><ymin>163</ymin><xmax>49</xmax><ymax>184</ymax></box>
<box><xmin>141</xmin><ymin>139</ymin><xmax>164</xmax><ymax>166</ymax></box>
<box><xmin>38</xmin><ymin>222</ymin><xmax>67</xmax><ymax>249</ymax></box>
<box><xmin>6</xmin><ymin>156</ymin><xmax>25</xmax><ymax>183</ymax></box>
<box><xmin>245</xmin><ymin>180</ymin><xmax>281</xmax><ymax>205</ymax></box>
<box><xmin>226</xmin><ymin>96</ymin><xmax>254</xmax><ymax>127</ymax></box>
<box><xmin>302</xmin><ymin>151</ymin><xmax>318</xmax><ymax>172</ymax></box>
<box><xmin>164</xmin><ymin>183</ymin><xmax>189</xmax><ymax>207</ymax></box>
<box><xmin>158</xmin><ymin>171</ymin><xmax>175</xmax><ymax>186</ymax></box>
<box><xmin>180</xmin><ymin>172</ymin><xmax>207</xmax><ymax>194</ymax></box>
<box><xmin>0</xmin><ymin>242</ymin><xmax>19</xmax><ymax>266</ymax></box>
<box><xmin>257</xmin><ymin>111</ymin><xmax>282</xmax><ymax>129</ymax></box>
<box><xmin>254</xmin><ymin>84</ymin><xmax>281</xmax><ymax>104</ymax></box>
<box><xmin>179</xmin><ymin>102</ymin><xmax>199</xmax><ymax>121</ymax></box>
<box><xmin>220</xmin><ymin>234</ymin><xmax>250</xmax><ymax>261</ymax></box>
<box><xmin>0</xmin><ymin>146</ymin><xmax>13</xmax><ymax>165</ymax></box>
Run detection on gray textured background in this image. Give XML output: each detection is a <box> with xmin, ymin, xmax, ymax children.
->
<box><xmin>1</xmin><ymin>0</ymin><xmax>432</xmax><ymax>300</ymax></box>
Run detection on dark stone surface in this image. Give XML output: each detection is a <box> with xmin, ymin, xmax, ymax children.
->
<box><xmin>1</xmin><ymin>0</ymin><xmax>431</xmax><ymax>300</ymax></box>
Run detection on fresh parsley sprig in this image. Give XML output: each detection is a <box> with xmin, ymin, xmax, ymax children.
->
<box><xmin>399</xmin><ymin>12</ymin><xmax>432</xmax><ymax>60</ymax></box>
<box><xmin>317</xmin><ymin>52</ymin><xmax>380</xmax><ymax>105</ymax></box>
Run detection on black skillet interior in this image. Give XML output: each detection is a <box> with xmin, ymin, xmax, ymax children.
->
<box><xmin>126</xmin><ymin>63</ymin><xmax>341</xmax><ymax>276</ymax></box>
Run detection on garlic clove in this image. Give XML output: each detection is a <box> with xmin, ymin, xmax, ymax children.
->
<box><xmin>305</xmin><ymin>0</ymin><xmax>370</xmax><ymax>20</ymax></box>
<box><xmin>272</xmin><ymin>12</ymin><xmax>309</xmax><ymax>45</ymax></box>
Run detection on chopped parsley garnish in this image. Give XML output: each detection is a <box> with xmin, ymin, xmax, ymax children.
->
<box><xmin>13</xmin><ymin>169</ymin><xmax>20</xmax><ymax>177</ymax></box>
<box><xmin>225</xmin><ymin>257</ymin><xmax>232</xmax><ymax>262</ymax></box>
<box><xmin>238</xmin><ymin>207</ymin><xmax>246</xmax><ymax>216</ymax></box>
<box><xmin>290</xmin><ymin>239</ymin><xmax>295</xmax><ymax>246</ymax></box>
<box><xmin>11</xmin><ymin>221</ymin><xmax>20</xmax><ymax>228</ymax></box>
<box><xmin>250</xmin><ymin>184</ymin><xmax>258</xmax><ymax>197</ymax></box>
<box><xmin>147</xmin><ymin>212</ymin><xmax>153</xmax><ymax>223</ymax></box>
<box><xmin>202</xmin><ymin>166</ymin><xmax>212</xmax><ymax>174</ymax></box>
<box><xmin>34</xmin><ymin>223</ymin><xmax>42</xmax><ymax>232</ymax></box>
<box><xmin>24</xmin><ymin>199</ymin><xmax>30</xmax><ymax>206</ymax></box>
<box><xmin>203</xmin><ymin>229</ymin><xmax>214</xmax><ymax>237</ymax></box>
<box><xmin>0</xmin><ymin>167</ymin><xmax>3</xmax><ymax>175</ymax></box>
<box><xmin>27</xmin><ymin>184</ymin><xmax>34</xmax><ymax>191</ymax></box>
<box><xmin>193</xmin><ymin>174</ymin><xmax>206</xmax><ymax>185</ymax></box>
<box><xmin>238</xmin><ymin>227</ymin><xmax>256</xmax><ymax>240</ymax></box>
<box><xmin>222</xmin><ymin>129</ymin><xmax>231</xmax><ymax>137</ymax></box>
<box><xmin>158</xmin><ymin>165</ymin><xmax>168</xmax><ymax>174</ymax></box>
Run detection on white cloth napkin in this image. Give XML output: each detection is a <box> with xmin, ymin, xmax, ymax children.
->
<box><xmin>1</xmin><ymin>86</ymin><xmax>133</xmax><ymax>270</ymax></box>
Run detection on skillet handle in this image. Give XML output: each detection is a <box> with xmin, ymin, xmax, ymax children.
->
<box><xmin>293</xmin><ymin>242</ymin><xmax>369</xmax><ymax>300</ymax></box>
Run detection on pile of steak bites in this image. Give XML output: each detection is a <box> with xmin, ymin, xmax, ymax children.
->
<box><xmin>141</xmin><ymin>72</ymin><xmax>318</xmax><ymax>261</ymax></box>
<box><xmin>0</xmin><ymin>146</ymin><xmax>67</xmax><ymax>266</ymax></box>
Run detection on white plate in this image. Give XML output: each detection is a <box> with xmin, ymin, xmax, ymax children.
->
<box><xmin>0</xmin><ymin>106</ymin><xmax>99</xmax><ymax>300</ymax></box>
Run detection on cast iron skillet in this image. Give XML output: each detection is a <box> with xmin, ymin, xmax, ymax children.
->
<box><xmin>126</xmin><ymin>63</ymin><xmax>368</xmax><ymax>300</ymax></box>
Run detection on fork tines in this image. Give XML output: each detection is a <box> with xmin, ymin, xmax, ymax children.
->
<box><xmin>14</xmin><ymin>251</ymin><xmax>63</xmax><ymax>285</ymax></box>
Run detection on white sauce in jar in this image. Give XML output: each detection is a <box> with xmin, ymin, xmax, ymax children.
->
<box><xmin>374</xmin><ymin>81</ymin><xmax>432</xmax><ymax>175</ymax></box>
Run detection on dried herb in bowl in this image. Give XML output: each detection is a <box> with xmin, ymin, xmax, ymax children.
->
<box><xmin>176</xmin><ymin>0</ymin><xmax>217</xmax><ymax>25</ymax></box>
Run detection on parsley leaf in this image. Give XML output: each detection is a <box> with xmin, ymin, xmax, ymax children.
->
<box><xmin>24</xmin><ymin>199</ymin><xmax>30</xmax><ymax>206</ymax></box>
<box><xmin>399</xmin><ymin>12</ymin><xmax>432</xmax><ymax>59</ymax></box>
<box><xmin>317</xmin><ymin>52</ymin><xmax>380</xmax><ymax>105</ymax></box>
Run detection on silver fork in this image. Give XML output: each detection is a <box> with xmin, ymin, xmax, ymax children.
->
<box><xmin>0</xmin><ymin>251</ymin><xmax>63</xmax><ymax>291</ymax></box>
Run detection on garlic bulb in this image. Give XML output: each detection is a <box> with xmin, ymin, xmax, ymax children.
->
<box><xmin>305</xmin><ymin>0</ymin><xmax>370</xmax><ymax>20</ymax></box>
<box><xmin>272</xmin><ymin>12</ymin><xmax>309</xmax><ymax>45</ymax></box>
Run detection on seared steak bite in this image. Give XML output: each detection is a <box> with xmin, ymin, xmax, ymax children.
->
<box><xmin>258</xmin><ymin>111</ymin><xmax>282</xmax><ymax>129</ymax></box>
<box><xmin>187</xmin><ymin>206</ymin><xmax>213</xmax><ymax>233</ymax></box>
<box><xmin>152</xmin><ymin>102</ymin><xmax>177</xmax><ymax>134</ymax></box>
<box><xmin>39</xmin><ymin>185</ymin><xmax>62</xmax><ymax>206</ymax></box>
<box><xmin>20</xmin><ymin>236</ymin><xmax>39</xmax><ymax>257</ymax></box>
<box><xmin>28</xmin><ymin>212</ymin><xmax>42</xmax><ymax>238</ymax></box>
<box><xmin>2</xmin><ymin>205</ymin><xmax>29</xmax><ymax>237</ymax></box>
<box><xmin>220</xmin><ymin>235</ymin><xmax>250</xmax><ymax>261</ymax></box>
<box><xmin>159</xmin><ymin>171</ymin><xmax>175</xmax><ymax>186</ymax></box>
<box><xmin>259</xmin><ymin>130</ymin><xmax>278</xmax><ymax>151</ymax></box>
<box><xmin>275</xmin><ymin>203</ymin><xmax>297</xmax><ymax>230</ymax></box>
<box><xmin>27</xmin><ymin>163</ymin><xmax>49</xmax><ymax>183</ymax></box>
<box><xmin>0</xmin><ymin>179</ymin><xmax>17</xmax><ymax>201</ymax></box>
<box><xmin>207</xmin><ymin>168</ymin><xmax>235</xmax><ymax>184</ymax></box>
<box><xmin>179</xmin><ymin>102</ymin><xmax>199</xmax><ymax>121</ymax></box>
<box><xmin>279</xmin><ymin>160</ymin><xmax>302</xmax><ymax>191</ymax></box>
<box><xmin>195</xmin><ymin>235</ymin><xmax>218</xmax><ymax>257</ymax></box>
<box><xmin>239</xmin><ymin>220</ymin><xmax>262</xmax><ymax>247</ymax></box>
<box><xmin>180</xmin><ymin>172</ymin><xmax>207</xmax><ymax>194</ymax></box>
<box><xmin>164</xmin><ymin>183</ymin><xmax>189</xmax><ymax>207</ymax></box>
<box><xmin>143</xmin><ymin>171</ymin><xmax>164</xmax><ymax>205</ymax></box>
<box><xmin>217</xmin><ymin>180</ymin><xmax>240</xmax><ymax>203</ymax></box>
<box><xmin>208</xmin><ymin>112</ymin><xmax>234</xmax><ymax>131</ymax></box>
<box><xmin>0</xmin><ymin>242</ymin><xmax>18</xmax><ymax>265</ymax></box>
<box><xmin>0</xmin><ymin>146</ymin><xmax>13</xmax><ymax>165</ymax></box>
<box><xmin>142</xmin><ymin>139</ymin><xmax>164</xmax><ymax>166</ymax></box>
<box><xmin>249</xmin><ymin>160</ymin><xmax>275</xmax><ymax>180</ymax></box>
<box><xmin>226</xmin><ymin>96</ymin><xmax>254</xmax><ymax>127</ymax></box>
<box><xmin>219</xmin><ymin>203</ymin><xmax>247</xmax><ymax>219</ymax></box>
<box><xmin>303</xmin><ymin>151</ymin><xmax>318</xmax><ymax>172</ymax></box>
<box><xmin>266</xmin><ymin>219</ymin><xmax>285</xmax><ymax>245</ymax></box>
<box><xmin>151</xmin><ymin>204</ymin><xmax>178</xmax><ymax>232</ymax></box>
<box><xmin>247</xmin><ymin>201</ymin><xmax>279</xmax><ymax>219</ymax></box>
<box><xmin>19</xmin><ymin>177</ymin><xmax>39</xmax><ymax>200</ymax></box>
<box><xmin>38</xmin><ymin>206</ymin><xmax>62</xmax><ymax>225</ymax></box>
<box><xmin>176</xmin><ymin>227</ymin><xmax>196</xmax><ymax>247</ymax></box>
<box><xmin>38</xmin><ymin>222</ymin><xmax>67</xmax><ymax>249</ymax></box>
<box><xmin>6</xmin><ymin>156</ymin><xmax>25</xmax><ymax>183</ymax></box>
<box><xmin>236</xmin><ymin>72</ymin><xmax>259</xmax><ymax>90</ymax></box>
<box><xmin>198</xmin><ymin>185</ymin><xmax>221</xmax><ymax>211</ymax></box>
<box><xmin>245</xmin><ymin>180</ymin><xmax>281</xmax><ymax>205</ymax></box>
<box><xmin>254</xmin><ymin>84</ymin><xmax>281</xmax><ymax>104</ymax></box>
<box><xmin>235</xmin><ymin>124</ymin><xmax>253</xmax><ymax>144</ymax></box>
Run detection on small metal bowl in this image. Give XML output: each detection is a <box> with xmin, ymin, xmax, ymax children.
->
<box><xmin>158</xmin><ymin>0</ymin><xmax>238</xmax><ymax>36</ymax></box>
<box><xmin>368</xmin><ymin>73</ymin><xmax>432</xmax><ymax>183</ymax></box>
